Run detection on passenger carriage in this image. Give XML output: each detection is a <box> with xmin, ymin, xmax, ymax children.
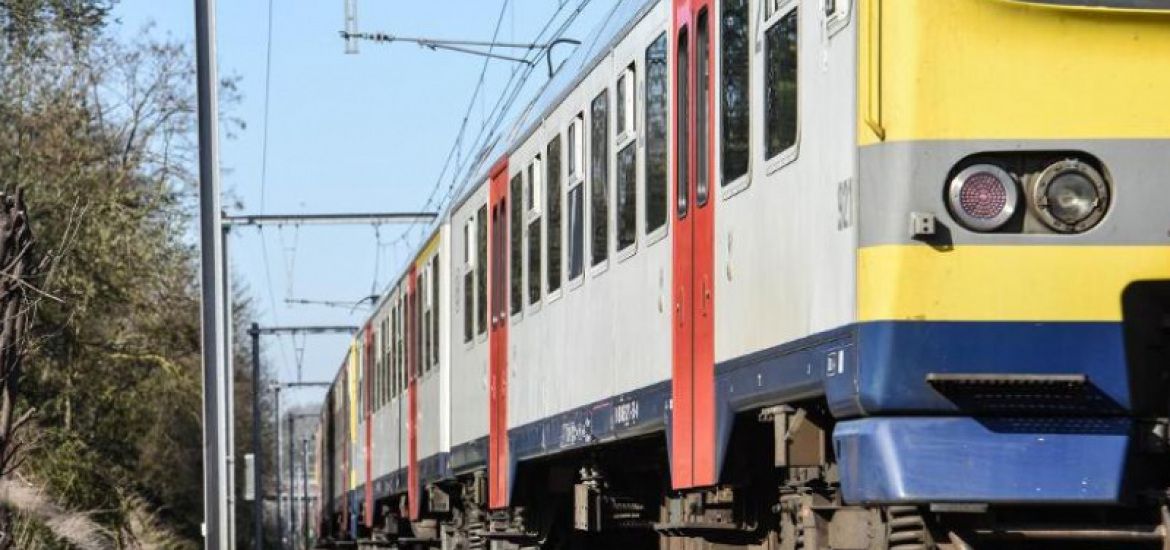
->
<box><xmin>315</xmin><ymin>0</ymin><xmax>1170</xmax><ymax>548</ymax></box>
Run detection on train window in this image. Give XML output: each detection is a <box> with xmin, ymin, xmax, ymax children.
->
<box><xmin>373</xmin><ymin>327</ymin><xmax>380</xmax><ymax>409</ymax></box>
<box><xmin>722</xmin><ymin>0</ymin><xmax>750</xmax><ymax>185</ymax></box>
<box><xmin>374</xmin><ymin>320</ymin><xmax>381</xmax><ymax>407</ymax></box>
<box><xmin>675</xmin><ymin>29</ymin><xmax>689</xmax><ymax>219</ymax></box>
<box><xmin>765</xmin><ymin>6</ymin><xmax>799</xmax><ymax>161</ymax></box>
<box><xmin>546</xmin><ymin>135</ymin><xmax>562</xmax><ymax>294</ymax></box>
<box><xmin>383</xmin><ymin>317</ymin><xmax>390</xmax><ymax>401</ymax></box>
<box><xmin>645</xmin><ymin>32</ymin><xmax>669</xmax><ymax>233</ymax></box>
<box><xmin>510</xmin><ymin>172</ymin><xmax>523</xmax><ymax>315</ymax></box>
<box><xmin>476</xmin><ymin>204</ymin><xmax>487</xmax><ymax>336</ymax></box>
<box><xmin>616</xmin><ymin>66</ymin><xmax>635</xmax><ymax>139</ymax></box>
<box><xmin>390</xmin><ymin>302</ymin><xmax>397</xmax><ymax>397</ymax></box>
<box><xmin>423</xmin><ymin>270</ymin><xmax>432</xmax><ymax>373</ymax></box>
<box><xmin>527</xmin><ymin>159</ymin><xmax>542</xmax><ymax>306</ymax></box>
<box><xmin>616</xmin><ymin>73</ymin><xmax>627</xmax><ymax>136</ymax></box>
<box><xmin>355</xmin><ymin>344</ymin><xmax>363</xmax><ymax>415</ymax></box>
<box><xmin>463</xmin><ymin>219</ymin><xmax>474</xmax><ymax>343</ymax></box>
<box><xmin>528</xmin><ymin>156</ymin><xmax>541</xmax><ymax>214</ymax></box>
<box><xmin>567</xmin><ymin>182</ymin><xmax>584</xmax><ymax>281</ymax></box>
<box><xmin>616</xmin><ymin>143</ymin><xmax>637</xmax><ymax>251</ymax></box>
<box><xmin>430</xmin><ymin>255</ymin><xmax>439</xmax><ymax>368</ymax></box>
<box><xmin>381</xmin><ymin>319</ymin><xmax>389</xmax><ymax>406</ymax></box>
<box><xmin>396</xmin><ymin>299</ymin><xmax>404</xmax><ymax>392</ymax></box>
<box><xmin>696</xmin><ymin>12</ymin><xmax>710</xmax><ymax>205</ymax></box>
<box><xmin>416</xmin><ymin>272</ymin><xmax>424</xmax><ymax>377</ymax></box>
<box><xmin>568</xmin><ymin>115</ymin><xmax>583</xmax><ymax>181</ymax></box>
<box><xmin>590</xmin><ymin>90</ymin><xmax>609</xmax><ymax>267</ymax></box>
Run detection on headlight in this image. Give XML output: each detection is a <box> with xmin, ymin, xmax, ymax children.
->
<box><xmin>947</xmin><ymin>164</ymin><xmax>1018</xmax><ymax>232</ymax></box>
<box><xmin>1032</xmin><ymin>159</ymin><xmax>1109</xmax><ymax>233</ymax></box>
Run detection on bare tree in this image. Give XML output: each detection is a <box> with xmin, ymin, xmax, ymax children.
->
<box><xmin>0</xmin><ymin>190</ymin><xmax>39</xmax><ymax>549</ymax></box>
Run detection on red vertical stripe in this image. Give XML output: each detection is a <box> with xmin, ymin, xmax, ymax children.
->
<box><xmin>487</xmin><ymin>158</ymin><xmax>510</xmax><ymax>509</ymax></box>
<box><xmin>407</xmin><ymin>267</ymin><xmax>421</xmax><ymax>520</ymax></box>
<box><xmin>671</xmin><ymin>0</ymin><xmax>717</xmax><ymax>490</ymax></box>
<box><xmin>691</xmin><ymin>0</ymin><xmax>717</xmax><ymax>488</ymax></box>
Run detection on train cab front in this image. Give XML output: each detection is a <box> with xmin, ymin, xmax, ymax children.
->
<box><xmin>837</xmin><ymin>0</ymin><xmax>1170</xmax><ymax>541</ymax></box>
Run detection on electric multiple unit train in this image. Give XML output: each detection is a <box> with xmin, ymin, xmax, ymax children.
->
<box><xmin>313</xmin><ymin>0</ymin><xmax>1170</xmax><ymax>547</ymax></box>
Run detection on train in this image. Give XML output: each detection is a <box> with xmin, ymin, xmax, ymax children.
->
<box><xmin>312</xmin><ymin>0</ymin><xmax>1170</xmax><ymax>548</ymax></box>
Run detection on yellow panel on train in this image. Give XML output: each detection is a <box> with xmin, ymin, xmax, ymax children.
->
<box><xmin>859</xmin><ymin>0</ymin><xmax>1170</xmax><ymax>145</ymax></box>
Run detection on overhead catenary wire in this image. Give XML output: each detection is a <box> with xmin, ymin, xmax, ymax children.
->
<box><xmin>446</xmin><ymin>0</ymin><xmax>598</xmax><ymax>205</ymax></box>
<box><xmin>371</xmin><ymin>224</ymin><xmax>382</xmax><ymax>295</ymax></box>
<box><xmin>439</xmin><ymin>0</ymin><xmax>597</xmax><ymax>210</ymax></box>
<box><xmin>382</xmin><ymin>0</ymin><xmax>588</xmax><ymax>273</ymax></box>
<box><xmin>257</xmin><ymin>0</ymin><xmax>295</xmax><ymax>373</ymax></box>
<box><xmin>365</xmin><ymin>0</ymin><xmax>515</xmax><ymax>295</ymax></box>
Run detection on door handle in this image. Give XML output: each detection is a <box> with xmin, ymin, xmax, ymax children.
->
<box><xmin>701</xmin><ymin>277</ymin><xmax>711</xmax><ymax>315</ymax></box>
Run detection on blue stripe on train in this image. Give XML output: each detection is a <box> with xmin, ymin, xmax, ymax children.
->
<box><xmin>375</xmin><ymin>319</ymin><xmax>1132</xmax><ymax>506</ymax></box>
<box><xmin>834</xmin><ymin>416</ymin><xmax>1133</xmax><ymax>504</ymax></box>
<box><xmin>852</xmin><ymin>321</ymin><xmax>1129</xmax><ymax>414</ymax></box>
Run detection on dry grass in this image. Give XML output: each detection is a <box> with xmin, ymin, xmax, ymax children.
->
<box><xmin>0</xmin><ymin>476</ymin><xmax>196</xmax><ymax>549</ymax></box>
<box><xmin>0</xmin><ymin>476</ymin><xmax>109</xmax><ymax>549</ymax></box>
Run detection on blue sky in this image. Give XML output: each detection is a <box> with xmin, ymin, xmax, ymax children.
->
<box><xmin>111</xmin><ymin>1</ymin><xmax>612</xmax><ymax>407</ymax></box>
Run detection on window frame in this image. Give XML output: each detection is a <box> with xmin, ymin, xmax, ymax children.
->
<box><xmin>565</xmin><ymin>113</ymin><xmax>587</xmax><ymax>289</ymax></box>
<box><xmin>475</xmin><ymin>203</ymin><xmax>489</xmax><ymax>341</ymax></box>
<box><xmin>643</xmin><ymin>30</ymin><xmax>671</xmax><ymax>245</ymax></box>
<box><xmin>544</xmin><ymin>133</ymin><xmax>564</xmax><ymax>303</ymax></box>
<box><xmin>719</xmin><ymin>0</ymin><xmax>754</xmax><ymax>199</ymax></box>
<box><xmin>422</xmin><ymin>260</ymin><xmax>434</xmax><ymax>373</ymax></box>
<box><xmin>383</xmin><ymin>315</ymin><xmax>391</xmax><ymax>404</ymax></box>
<box><xmin>462</xmin><ymin>218</ymin><xmax>475</xmax><ymax>346</ymax></box>
<box><xmin>762</xmin><ymin>0</ymin><xmax>801</xmax><ymax>175</ymax></box>
<box><xmin>614</xmin><ymin>140</ymin><xmax>639</xmax><ymax>263</ymax></box>
<box><xmin>826</xmin><ymin>0</ymin><xmax>852</xmax><ymax>38</ymax></box>
<box><xmin>588</xmin><ymin>88</ymin><xmax>611</xmax><ymax>277</ymax></box>
<box><xmin>566</xmin><ymin>184</ymin><xmax>585</xmax><ymax>289</ymax></box>
<box><xmin>526</xmin><ymin>156</ymin><xmax>544</xmax><ymax>313</ymax></box>
<box><xmin>430</xmin><ymin>254</ymin><xmax>441</xmax><ymax>366</ymax></box>
<box><xmin>615</xmin><ymin>65</ymin><xmax>637</xmax><ymax>148</ymax></box>
<box><xmin>416</xmin><ymin>270</ymin><xmax>425</xmax><ymax>377</ymax></box>
<box><xmin>392</xmin><ymin>296</ymin><xmax>402</xmax><ymax>397</ymax></box>
<box><xmin>696</xmin><ymin>10</ymin><xmax>711</xmax><ymax>208</ymax></box>
<box><xmin>613</xmin><ymin>59</ymin><xmax>639</xmax><ymax>263</ymax></box>
<box><xmin>568</xmin><ymin>114</ymin><xmax>584</xmax><ymax>183</ymax></box>
<box><xmin>509</xmin><ymin>170</ymin><xmax>525</xmax><ymax>321</ymax></box>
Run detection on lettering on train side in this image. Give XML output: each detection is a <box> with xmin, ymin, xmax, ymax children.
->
<box><xmin>560</xmin><ymin>417</ymin><xmax>593</xmax><ymax>448</ymax></box>
<box><xmin>613</xmin><ymin>400</ymin><xmax>640</xmax><ymax>428</ymax></box>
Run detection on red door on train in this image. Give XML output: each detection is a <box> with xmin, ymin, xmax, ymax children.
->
<box><xmin>671</xmin><ymin>0</ymin><xmax>716</xmax><ymax>490</ymax></box>
<box><xmin>487</xmin><ymin>159</ymin><xmax>511</xmax><ymax>509</ymax></box>
<box><xmin>406</xmin><ymin>267</ymin><xmax>420</xmax><ymax>520</ymax></box>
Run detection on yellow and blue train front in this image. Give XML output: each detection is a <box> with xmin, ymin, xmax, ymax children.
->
<box><xmin>834</xmin><ymin>0</ymin><xmax>1170</xmax><ymax>505</ymax></box>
